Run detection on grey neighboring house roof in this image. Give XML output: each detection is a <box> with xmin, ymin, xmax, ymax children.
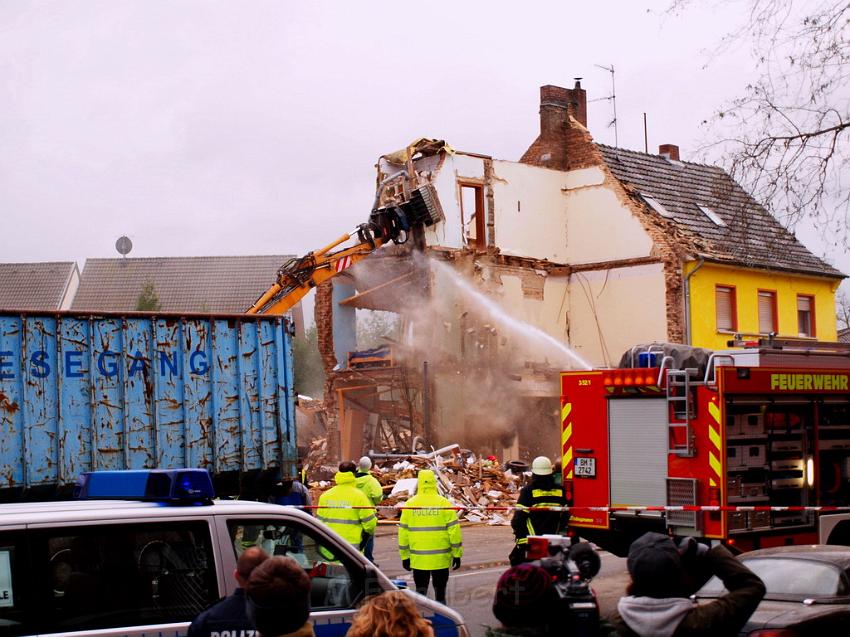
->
<box><xmin>0</xmin><ymin>262</ymin><xmax>79</xmax><ymax>310</ymax></box>
<box><xmin>598</xmin><ymin>145</ymin><xmax>844</xmax><ymax>278</ymax></box>
<box><xmin>838</xmin><ymin>328</ymin><xmax>850</xmax><ymax>344</ymax></box>
<box><xmin>72</xmin><ymin>255</ymin><xmax>292</xmax><ymax>313</ymax></box>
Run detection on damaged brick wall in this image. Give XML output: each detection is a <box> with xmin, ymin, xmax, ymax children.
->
<box><xmin>314</xmin><ymin>281</ymin><xmax>341</xmax><ymax>461</ymax></box>
<box><xmin>484</xmin><ymin>158</ymin><xmax>496</xmax><ymax>247</ymax></box>
<box><xmin>486</xmin><ymin>264</ymin><xmax>547</xmax><ymax>300</ymax></box>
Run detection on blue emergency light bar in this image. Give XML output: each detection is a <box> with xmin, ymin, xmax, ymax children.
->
<box><xmin>74</xmin><ymin>469</ymin><xmax>215</xmax><ymax>504</ymax></box>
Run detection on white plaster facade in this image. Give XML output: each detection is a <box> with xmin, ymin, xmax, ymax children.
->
<box><xmin>411</xmin><ymin>151</ymin><xmax>667</xmax><ymax>369</ymax></box>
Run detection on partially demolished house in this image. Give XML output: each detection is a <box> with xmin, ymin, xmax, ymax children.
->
<box><xmin>315</xmin><ymin>82</ymin><xmax>842</xmax><ymax>463</ymax></box>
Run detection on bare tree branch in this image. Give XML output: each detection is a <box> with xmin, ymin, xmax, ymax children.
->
<box><xmin>674</xmin><ymin>1</ymin><xmax>850</xmax><ymax>240</ymax></box>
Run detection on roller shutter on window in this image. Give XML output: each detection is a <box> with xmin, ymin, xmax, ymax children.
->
<box><xmin>758</xmin><ymin>291</ymin><xmax>776</xmax><ymax>334</ymax></box>
<box><xmin>716</xmin><ymin>287</ymin><xmax>735</xmax><ymax>331</ymax></box>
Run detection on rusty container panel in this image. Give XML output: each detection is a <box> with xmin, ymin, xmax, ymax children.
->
<box><xmin>0</xmin><ymin>311</ymin><xmax>295</xmax><ymax>491</ymax></box>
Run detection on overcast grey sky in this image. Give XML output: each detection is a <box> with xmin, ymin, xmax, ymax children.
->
<box><xmin>0</xmin><ymin>0</ymin><xmax>841</xmax><ymax>277</ymax></box>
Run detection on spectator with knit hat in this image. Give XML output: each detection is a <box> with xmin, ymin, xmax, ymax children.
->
<box><xmin>485</xmin><ymin>563</ymin><xmax>558</xmax><ymax>637</ymax></box>
<box><xmin>609</xmin><ymin>532</ymin><xmax>765</xmax><ymax>637</ymax></box>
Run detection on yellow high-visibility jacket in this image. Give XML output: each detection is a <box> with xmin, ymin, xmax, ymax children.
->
<box><xmin>317</xmin><ymin>471</ymin><xmax>377</xmax><ymax>550</ymax></box>
<box><xmin>398</xmin><ymin>470</ymin><xmax>463</xmax><ymax>570</ymax></box>
<box><xmin>355</xmin><ymin>471</ymin><xmax>384</xmax><ymax>505</ymax></box>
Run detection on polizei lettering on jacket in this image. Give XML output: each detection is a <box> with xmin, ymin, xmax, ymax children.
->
<box><xmin>0</xmin><ymin>349</ymin><xmax>209</xmax><ymax>380</ymax></box>
<box><xmin>770</xmin><ymin>373</ymin><xmax>849</xmax><ymax>391</ymax></box>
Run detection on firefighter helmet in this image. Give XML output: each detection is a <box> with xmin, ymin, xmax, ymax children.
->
<box><xmin>531</xmin><ymin>456</ymin><xmax>553</xmax><ymax>476</ymax></box>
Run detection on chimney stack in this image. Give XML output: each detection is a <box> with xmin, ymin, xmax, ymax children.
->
<box><xmin>539</xmin><ymin>85</ymin><xmax>571</xmax><ymax>137</ymax></box>
<box><xmin>568</xmin><ymin>79</ymin><xmax>587</xmax><ymax>128</ymax></box>
<box><xmin>520</xmin><ymin>81</ymin><xmax>599</xmax><ymax>171</ymax></box>
<box><xmin>538</xmin><ymin>81</ymin><xmax>588</xmax><ymax>137</ymax></box>
<box><xmin>659</xmin><ymin>144</ymin><xmax>680</xmax><ymax>161</ymax></box>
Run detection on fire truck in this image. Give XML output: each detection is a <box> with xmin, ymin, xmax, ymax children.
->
<box><xmin>561</xmin><ymin>340</ymin><xmax>850</xmax><ymax>555</ymax></box>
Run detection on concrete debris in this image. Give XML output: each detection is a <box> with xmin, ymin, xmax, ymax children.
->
<box><xmin>306</xmin><ymin>446</ymin><xmax>522</xmax><ymax>525</ymax></box>
<box><xmin>389</xmin><ymin>478</ymin><xmax>419</xmax><ymax>498</ymax></box>
<box><xmin>303</xmin><ymin>436</ymin><xmax>337</xmax><ymax>482</ymax></box>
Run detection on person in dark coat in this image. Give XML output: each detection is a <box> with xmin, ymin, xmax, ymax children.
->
<box><xmin>510</xmin><ymin>456</ymin><xmax>569</xmax><ymax>566</ymax></box>
<box><xmin>608</xmin><ymin>532</ymin><xmax>765</xmax><ymax>637</ymax></box>
<box><xmin>188</xmin><ymin>546</ymin><xmax>269</xmax><ymax>637</ymax></box>
<box><xmin>485</xmin><ymin>563</ymin><xmax>558</xmax><ymax>637</ymax></box>
<box><xmin>273</xmin><ymin>476</ymin><xmax>312</xmax><ymax>517</ymax></box>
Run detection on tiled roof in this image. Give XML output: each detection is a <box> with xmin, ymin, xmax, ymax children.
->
<box><xmin>0</xmin><ymin>262</ymin><xmax>77</xmax><ymax>310</ymax></box>
<box><xmin>598</xmin><ymin>145</ymin><xmax>844</xmax><ymax>278</ymax></box>
<box><xmin>72</xmin><ymin>255</ymin><xmax>292</xmax><ymax>313</ymax></box>
<box><xmin>839</xmin><ymin>327</ymin><xmax>850</xmax><ymax>344</ymax></box>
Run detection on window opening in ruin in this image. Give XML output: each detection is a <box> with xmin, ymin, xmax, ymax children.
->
<box><xmin>716</xmin><ymin>285</ymin><xmax>737</xmax><ymax>332</ymax></box>
<box><xmin>459</xmin><ymin>182</ymin><xmax>486</xmax><ymax>251</ymax></box>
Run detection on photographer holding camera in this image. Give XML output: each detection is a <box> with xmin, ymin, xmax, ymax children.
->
<box><xmin>488</xmin><ymin>539</ymin><xmax>603</xmax><ymax>637</ymax></box>
<box><xmin>609</xmin><ymin>532</ymin><xmax>765</xmax><ymax>637</ymax></box>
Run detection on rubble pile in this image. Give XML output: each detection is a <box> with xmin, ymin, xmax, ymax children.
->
<box><xmin>307</xmin><ymin>444</ymin><xmax>523</xmax><ymax>525</ymax></box>
<box><xmin>303</xmin><ymin>436</ymin><xmax>336</xmax><ymax>481</ymax></box>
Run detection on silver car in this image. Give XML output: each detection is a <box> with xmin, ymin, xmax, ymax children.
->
<box><xmin>696</xmin><ymin>545</ymin><xmax>850</xmax><ymax>635</ymax></box>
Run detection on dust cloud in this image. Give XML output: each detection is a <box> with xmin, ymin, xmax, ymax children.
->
<box><xmin>346</xmin><ymin>253</ymin><xmax>585</xmax><ymax>458</ymax></box>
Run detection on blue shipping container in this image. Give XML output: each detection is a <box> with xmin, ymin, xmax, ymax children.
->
<box><xmin>0</xmin><ymin>311</ymin><xmax>296</xmax><ymax>491</ymax></box>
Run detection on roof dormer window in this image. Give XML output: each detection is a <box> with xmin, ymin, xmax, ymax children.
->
<box><xmin>640</xmin><ymin>193</ymin><xmax>674</xmax><ymax>219</ymax></box>
<box><xmin>696</xmin><ymin>204</ymin><xmax>727</xmax><ymax>227</ymax></box>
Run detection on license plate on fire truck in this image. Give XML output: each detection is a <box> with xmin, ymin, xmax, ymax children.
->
<box><xmin>574</xmin><ymin>457</ymin><xmax>596</xmax><ymax>478</ymax></box>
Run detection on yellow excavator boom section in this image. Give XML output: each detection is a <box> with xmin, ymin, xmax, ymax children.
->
<box><xmin>246</xmin><ymin>229</ymin><xmax>385</xmax><ymax>315</ymax></box>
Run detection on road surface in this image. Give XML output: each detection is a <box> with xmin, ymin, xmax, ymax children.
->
<box><xmin>374</xmin><ymin>524</ymin><xmax>629</xmax><ymax>636</ymax></box>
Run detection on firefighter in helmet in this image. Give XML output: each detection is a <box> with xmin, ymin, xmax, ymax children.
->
<box><xmin>509</xmin><ymin>456</ymin><xmax>570</xmax><ymax>566</ymax></box>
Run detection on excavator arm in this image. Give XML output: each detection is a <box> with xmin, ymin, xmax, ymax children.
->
<box><xmin>247</xmin><ymin>163</ymin><xmax>446</xmax><ymax>316</ymax></box>
<box><xmin>246</xmin><ymin>224</ymin><xmax>388</xmax><ymax>315</ymax></box>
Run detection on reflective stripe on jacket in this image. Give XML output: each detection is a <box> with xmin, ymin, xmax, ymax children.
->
<box><xmin>511</xmin><ymin>477</ymin><xmax>568</xmax><ymax>543</ymax></box>
<box><xmin>398</xmin><ymin>470</ymin><xmax>463</xmax><ymax>570</ymax></box>
<box><xmin>316</xmin><ymin>471</ymin><xmax>377</xmax><ymax>550</ymax></box>
<box><xmin>355</xmin><ymin>472</ymin><xmax>384</xmax><ymax>505</ymax></box>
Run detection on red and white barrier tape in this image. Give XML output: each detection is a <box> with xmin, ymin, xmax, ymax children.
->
<box><xmin>291</xmin><ymin>504</ymin><xmax>850</xmax><ymax>513</ymax></box>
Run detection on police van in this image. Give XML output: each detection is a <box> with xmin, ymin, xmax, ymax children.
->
<box><xmin>0</xmin><ymin>469</ymin><xmax>469</xmax><ymax>637</ymax></box>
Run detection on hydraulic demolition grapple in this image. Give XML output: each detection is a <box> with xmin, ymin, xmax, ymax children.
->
<box><xmin>247</xmin><ymin>178</ymin><xmax>443</xmax><ymax>315</ymax></box>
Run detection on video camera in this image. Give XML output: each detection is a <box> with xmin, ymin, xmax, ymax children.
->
<box><xmin>527</xmin><ymin>535</ymin><xmax>602</xmax><ymax>637</ymax></box>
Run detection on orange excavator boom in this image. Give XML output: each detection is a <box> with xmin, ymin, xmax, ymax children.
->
<box><xmin>247</xmin><ymin>175</ymin><xmax>445</xmax><ymax>316</ymax></box>
<box><xmin>246</xmin><ymin>224</ymin><xmax>386</xmax><ymax>315</ymax></box>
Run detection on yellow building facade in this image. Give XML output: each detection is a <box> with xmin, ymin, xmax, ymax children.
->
<box><xmin>686</xmin><ymin>261</ymin><xmax>840</xmax><ymax>350</ymax></box>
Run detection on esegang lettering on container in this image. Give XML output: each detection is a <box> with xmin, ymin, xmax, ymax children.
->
<box><xmin>0</xmin><ymin>349</ymin><xmax>209</xmax><ymax>379</ymax></box>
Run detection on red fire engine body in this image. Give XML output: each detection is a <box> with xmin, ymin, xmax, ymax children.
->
<box><xmin>561</xmin><ymin>341</ymin><xmax>850</xmax><ymax>555</ymax></box>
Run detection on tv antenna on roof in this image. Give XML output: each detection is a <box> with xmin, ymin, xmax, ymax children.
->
<box><xmin>590</xmin><ymin>64</ymin><xmax>618</xmax><ymax>147</ymax></box>
<box><xmin>115</xmin><ymin>236</ymin><xmax>133</xmax><ymax>259</ymax></box>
